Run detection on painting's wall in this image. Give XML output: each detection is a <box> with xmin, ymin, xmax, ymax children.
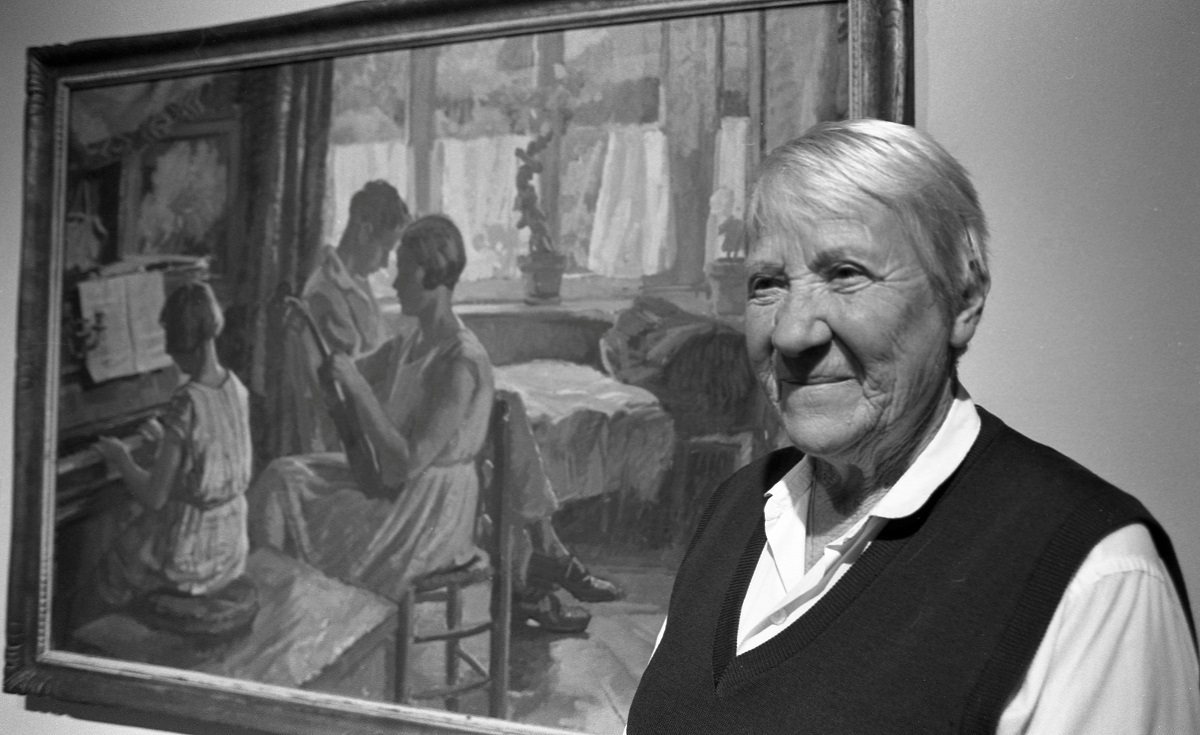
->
<box><xmin>2</xmin><ymin>1</ymin><xmax>1197</xmax><ymax>733</ymax></box>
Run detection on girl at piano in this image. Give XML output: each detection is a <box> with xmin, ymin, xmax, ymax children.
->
<box><xmin>91</xmin><ymin>280</ymin><xmax>254</xmax><ymax>618</ymax></box>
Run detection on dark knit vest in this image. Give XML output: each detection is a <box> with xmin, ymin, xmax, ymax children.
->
<box><xmin>627</xmin><ymin>408</ymin><xmax>1195</xmax><ymax>735</ymax></box>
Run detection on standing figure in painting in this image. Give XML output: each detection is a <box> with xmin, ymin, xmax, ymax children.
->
<box><xmin>280</xmin><ymin>179</ymin><xmax>411</xmax><ymax>455</ymax></box>
<box><xmin>252</xmin><ymin>214</ymin><xmax>621</xmax><ymax>632</ymax></box>
<box><xmin>92</xmin><ymin>281</ymin><xmax>255</xmax><ymax>632</ymax></box>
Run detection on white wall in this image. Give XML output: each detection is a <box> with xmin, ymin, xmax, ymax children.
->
<box><xmin>918</xmin><ymin>0</ymin><xmax>1200</xmax><ymax>614</ymax></box>
<box><xmin>3</xmin><ymin>1</ymin><xmax>1198</xmax><ymax>732</ymax></box>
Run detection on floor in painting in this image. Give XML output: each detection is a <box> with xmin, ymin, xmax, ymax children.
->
<box><xmin>410</xmin><ymin>547</ymin><xmax>677</xmax><ymax>734</ymax></box>
<box><xmin>508</xmin><ymin>552</ymin><xmax>675</xmax><ymax>733</ymax></box>
<box><xmin>63</xmin><ymin>545</ymin><xmax>678</xmax><ymax>735</ymax></box>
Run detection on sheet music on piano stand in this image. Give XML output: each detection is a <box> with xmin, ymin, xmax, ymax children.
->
<box><xmin>77</xmin><ymin>269</ymin><xmax>174</xmax><ymax>383</ymax></box>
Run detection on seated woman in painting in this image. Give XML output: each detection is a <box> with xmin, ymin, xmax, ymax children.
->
<box><xmin>90</xmin><ymin>281</ymin><xmax>256</xmax><ymax>634</ymax></box>
<box><xmin>250</xmin><ymin>214</ymin><xmax>495</xmax><ymax>601</ymax></box>
<box><xmin>251</xmin><ymin>214</ymin><xmax>621</xmax><ymax>632</ymax></box>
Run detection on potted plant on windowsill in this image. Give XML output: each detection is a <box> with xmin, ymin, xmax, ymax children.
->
<box><xmin>514</xmin><ymin>131</ymin><xmax>567</xmax><ymax>305</ymax></box>
<box><xmin>707</xmin><ymin>214</ymin><xmax>747</xmax><ymax>316</ymax></box>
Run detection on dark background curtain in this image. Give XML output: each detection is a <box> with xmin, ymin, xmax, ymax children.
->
<box><xmin>220</xmin><ymin>59</ymin><xmax>333</xmax><ymax>468</ymax></box>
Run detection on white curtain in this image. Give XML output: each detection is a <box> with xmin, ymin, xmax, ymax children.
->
<box><xmin>436</xmin><ymin>135</ymin><xmax>530</xmax><ymax>281</ymax></box>
<box><xmin>587</xmin><ymin>125</ymin><xmax>673</xmax><ymax>278</ymax></box>
<box><xmin>329</xmin><ymin>127</ymin><xmax>695</xmax><ymax>284</ymax></box>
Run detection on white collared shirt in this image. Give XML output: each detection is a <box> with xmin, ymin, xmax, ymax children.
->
<box><xmin>639</xmin><ymin>393</ymin><xmax>1199</xmax><ymax>734</ymax></box>
<box><xmin>738</xmin><ymin>392</ymin><xmax>982</xmax><ymax>652</ymax></box>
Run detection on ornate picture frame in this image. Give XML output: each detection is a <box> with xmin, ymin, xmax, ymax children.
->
<box><xmin>7</xmin><ymin>1</ymin><xmax>909</xmax><ymax>733</ymax></box>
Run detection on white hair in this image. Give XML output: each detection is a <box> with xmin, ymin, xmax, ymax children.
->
<box><xmin>747</xmin><ymin>119</ymin><xmax>990</xmax><ymax>349</ymax></box>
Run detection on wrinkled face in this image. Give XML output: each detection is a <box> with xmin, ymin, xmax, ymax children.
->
<box><xmin>392</xmin><ymin>246</ymin><xmax>428</xmax><ymax>315</ymax></box>
<box><xmin>744</xmin><ymin>200</ymin><xmax>958</xmax><ymax>467</ymax></box>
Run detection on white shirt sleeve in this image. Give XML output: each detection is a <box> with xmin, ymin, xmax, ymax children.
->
<box><xmin>997</xmin><ymin>523</ymin><xmax>1200</xmax><ymax>735</ymax></box>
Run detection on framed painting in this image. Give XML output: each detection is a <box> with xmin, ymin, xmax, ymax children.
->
<box><xmin>6</xmin><ymin>1</ymin><xmax>910</xmax><ymax>733</ymax></box>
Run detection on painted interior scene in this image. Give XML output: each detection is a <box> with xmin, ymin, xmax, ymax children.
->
<box><xmin>51</xmin><ymin>5</ymin><xmax>847</xmax><ymax>732</ymax></box>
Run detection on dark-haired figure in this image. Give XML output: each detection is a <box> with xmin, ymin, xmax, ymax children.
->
<box><xmin>252</xmin><ymin>215</ymin><xmax>496</xmax><ymax>599</ymax></box>
<box><xmin>282</xmin><ymin>179</ymin><xmax>411</xmax><ymax>454</ymax></box>
<box><xmin>94</xmin><ymin>281</ymin><xmax>253</xmax><ymax>610</ymax></box>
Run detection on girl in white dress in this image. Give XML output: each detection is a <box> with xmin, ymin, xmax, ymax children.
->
<box><xmin>94</xmin><ymin>281</ymin><xmax>253</xmax><ymax>609</ymax></box>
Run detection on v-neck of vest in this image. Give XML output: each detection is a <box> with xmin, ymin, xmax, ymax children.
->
<box><xmin>710</xmin><ymin>409</ymin><xmax>1006</xmax><ymax>696</ymax></box>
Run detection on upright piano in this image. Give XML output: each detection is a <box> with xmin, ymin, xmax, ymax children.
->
<box><xmin>54</xmin><ymin>363</ymin><xmax>180</xmax><ymax>525</ymax></box>
<box><xmin>54</xmin><ymin>260</ymin><xmax>206</xmax><ymax>525</ymax></box>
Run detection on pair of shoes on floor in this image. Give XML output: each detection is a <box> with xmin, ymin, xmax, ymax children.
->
<box><xmin>513</xmin><ymin>589</ymin><xmax>591</xmax><ymax>634</ymax></box>
<box><xmin>527</xmin><ymin>552</ymin><xmax>625</xmax><ymax>603</ymax></box>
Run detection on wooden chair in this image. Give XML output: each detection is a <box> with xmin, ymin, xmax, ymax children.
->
<box><xmin>394</xmin><ymin>397</ymin><xmax>513</xmax><ymax>717</ymax></box>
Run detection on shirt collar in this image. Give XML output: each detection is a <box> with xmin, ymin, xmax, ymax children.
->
<box><xmin>314</xmin><ymin>244</ymin><xmax>370</xmax><ymax>292</ymax></box>
<box><xmin>868</xmin><ymin>388</ymin><xmax>980</xmax><ymax>520</ymax></box>
<box><xmin>764</xmin><ymin>388</ymin><xmax>981</xmax><ymax>522</ymax></box>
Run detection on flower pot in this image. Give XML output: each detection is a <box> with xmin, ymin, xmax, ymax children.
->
<box><xmin>707</xmin><ymin>258</ymin><xmax>746</xmax><ymax>317</ymax></box>
<box><xmin>518</xmin><ymin>251</ymin><xmax>567</xmax><ymax>305</ymax></box>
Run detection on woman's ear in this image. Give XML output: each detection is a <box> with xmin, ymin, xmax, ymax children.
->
<box><xmin>950</xmin><ymin>265</ymin><xmax>990</xmax><ymax>350</ymax></box>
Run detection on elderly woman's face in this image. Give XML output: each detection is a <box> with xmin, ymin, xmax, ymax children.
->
<box><xmin>745</xmin><ymin>200</ymin><xmax>957</xmax><ymax>465</ymax></box>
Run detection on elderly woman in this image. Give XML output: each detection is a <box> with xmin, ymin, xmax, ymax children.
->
<box><xmin>627</xmin><ymin>120</ymin><xmax>1198</xmax><ymax>734</ymax></box>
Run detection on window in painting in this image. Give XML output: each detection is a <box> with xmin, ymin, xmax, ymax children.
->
<box><xmin>327</xmin><ymin>5</ymin><xmax>848</xmax><ymax>306</ymax></box>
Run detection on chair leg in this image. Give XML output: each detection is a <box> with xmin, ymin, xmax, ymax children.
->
<box><xmin>444</xmin><ymin>583</ymin><xmax>462</xmax><ymax>712</ymax></box>
<box><xmin>489</xmin><ymin>561</ymin><xmax>512</xmax><ymax>718</ymax></box>
<box><xmin>395</xmin><ymin>592</ymin><xmax>415</xmax><ymax>704</ymax></box>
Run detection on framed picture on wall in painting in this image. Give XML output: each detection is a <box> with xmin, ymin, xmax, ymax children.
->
<box><xmin>119</xmin><ymin>118</ymin><xmax>241</xmax><ymax>262</ymax></box>
<box><xmin>7</xmin><ymin>1</ymin><xmax>910</xmax><ymax>733</ymax></box>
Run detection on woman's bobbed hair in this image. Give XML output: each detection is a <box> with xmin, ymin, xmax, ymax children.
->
<box><xmin>400</xmin><ymin>214</ymin><xmax>467</xmax><ymax>291</ymax></box>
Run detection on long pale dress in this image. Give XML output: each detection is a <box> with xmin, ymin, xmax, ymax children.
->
<box><xmin>249</xmin><ymin>319</ymin><xmax>494</xmax><ymax>601</ymax></box>
<box><xmin>97</xmin><ymin>372</ymin><xmax>254</xmax><ymax>607</ymax></box>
